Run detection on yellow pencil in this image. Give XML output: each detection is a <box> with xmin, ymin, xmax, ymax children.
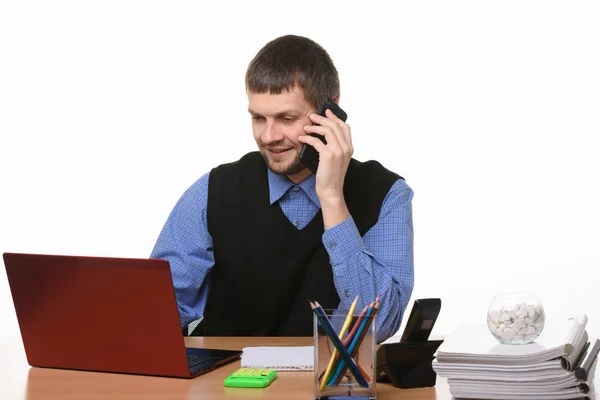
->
<box><xmin>319</xmin><ymin>295</ymin><xmax>358</xmax><ymax>390</ymax></box>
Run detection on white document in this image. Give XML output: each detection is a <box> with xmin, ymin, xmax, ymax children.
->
<box><xmin>241</xmin><ymin>346</ymin><xmax>314</xmax><ymax>371</ymax></box>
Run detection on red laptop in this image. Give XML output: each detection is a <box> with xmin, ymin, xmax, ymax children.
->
<box><xmin>2</xmin><ymin>252</ymin><xmax>241</xmax><ymax>378</ymax></box>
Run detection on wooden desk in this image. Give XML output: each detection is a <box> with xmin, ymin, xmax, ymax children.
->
<box><xmin>0</xmin><ymin>336</ymin><xmax>452</xmax><ymax>399</ymax></box>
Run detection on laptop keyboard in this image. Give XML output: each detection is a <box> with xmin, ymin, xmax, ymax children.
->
<box><xmin>187</xmin><ymin>355</ymin><xmax>220</xmax><ymax>376</ymax></box>
<box><xmin>185</xmin><ymin>348</ymin><xmax>242</xmax><ymax>376</ymax></box>
<box><xmin>187</xmin><ymin>356</ymin><xmax>211</xmax><ymax>368</ymax></box>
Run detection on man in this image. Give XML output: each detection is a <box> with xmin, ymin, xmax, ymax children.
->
<box><xmin>151</xmin><ymin>35</ymin><xmax>414</xmax><ymax>343</ymax></box>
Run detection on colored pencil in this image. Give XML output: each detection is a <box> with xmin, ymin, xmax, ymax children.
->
<box><xmin>331</xmin><ymin>296</ymin><xmax>380</xmax><ymax>386</ymax></box>
<box><xmin>319</xmin><ymin>295</ymin><xmax>358</xmax><ymax>390</ymax></box>
<box><xmin>310</xmin><ymin>301</ymin><xmax>369</xmax><ymax>387</ymax></box>
<box><xmin>327</xmin><ymin>302</ymin><xmax>374</xmax><ymax>385</ymax></box>
<box><xmin>324</xmin><ymin>302</ymin><xmax>370</xmax><ymax>380</ymax></box>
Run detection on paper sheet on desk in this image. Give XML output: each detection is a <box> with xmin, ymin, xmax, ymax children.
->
<box><xmin>241</xmin><ymin>346</ymin><xmax>313</xmax><ymax>371</ymax></box>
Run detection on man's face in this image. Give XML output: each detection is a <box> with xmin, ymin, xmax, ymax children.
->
<box><xmin>248</xmin><ymin>87</ymin><xmax>315</xmax><ymax>180</ymax></box>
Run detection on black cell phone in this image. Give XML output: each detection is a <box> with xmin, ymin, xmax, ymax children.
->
<box><xmin>299</xmin><ymin>98</ymin><xmax>348</xmax><ymax>174</ymax></box>
<box><xmin>399</xmin><ymin>298</ymin><xmax>442</xmax><ymax>343</ymax></box>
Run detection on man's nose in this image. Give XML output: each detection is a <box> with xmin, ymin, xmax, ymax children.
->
<box><xmin>261</xmin><ymin>120</ymin><xmax>284</xmax><ymax>144</ymax></box>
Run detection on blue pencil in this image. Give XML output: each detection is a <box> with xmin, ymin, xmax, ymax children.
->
<box><xmin>310</xmin><ymin>301</ymin><xmax>369</xmax><ymax>388</ymax></box>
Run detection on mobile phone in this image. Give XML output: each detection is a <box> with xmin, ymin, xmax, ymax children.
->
<box><xmin>399</xmin><ymin>298</ymin><xmax>442</xmax><ymax>343</ymax></box>
<box><xmin>299</xmin><ymin>98</ymin><xmax>348</xmax><ymax>174</ymax></box>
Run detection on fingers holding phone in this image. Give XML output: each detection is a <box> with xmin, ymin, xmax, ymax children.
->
<box><xmin>298</xmin><ymin>100</ymin><xmax>353</xmax><ymax>204</ymax></box>
<box><xmin>298</xmin><ymin>99</ymin><xmax>349</xmax><ymax>175</ymax></box>
<box><xmin>307</xmin><ymin>110</ymin><xmax>353</xmax><ymax>158</ymax></box>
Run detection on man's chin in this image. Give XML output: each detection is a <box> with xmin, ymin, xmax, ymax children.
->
<box><xmin>268</xmin><ymin>161</ymin><xmax>306</xmax><ymax>176</ymax></box>
<box><xmin>261</xmin><ymin>152</ymin><xmax>305</xmax><ymax>176</ymax></box>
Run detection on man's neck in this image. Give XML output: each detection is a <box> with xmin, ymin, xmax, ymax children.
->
<box><xmin>286</xmin><ymin>168</ymin><xmax>312</xmax><ymax>184</ymax></box>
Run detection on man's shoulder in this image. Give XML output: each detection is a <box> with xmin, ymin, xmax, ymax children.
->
<box><xmin>347</xmin><ymin>158</ymin><xmax>404</xmax><ymax>184</ymax></box>
<box><xmin>344</xmin><ymin>158</ymin><xmax>408</xmax><ymax>233</ymax></box>
<box><xmin>179</xmin><ymin>152</ymin><xmax>261</xmax><ymax>200</ymax></box>
<box><xmin>180</xmin><ymin>172</ymin><xmax>210</xmax><ymax>200</ymax></box>
<box><xmin>211</xmin><ymin>152</ymin><xmax>264</xmax><ymax>174</ymax></box>
<box><xmin>207</xmin><ymin>152</ymin><xmax>267</xmax><ymax>196</ymax></box>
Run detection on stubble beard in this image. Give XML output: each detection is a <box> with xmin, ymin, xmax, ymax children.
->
<box><xmin>259</xmin><ymin>148</ymin><xmax>306</xmax><ymax>176</ymax></box>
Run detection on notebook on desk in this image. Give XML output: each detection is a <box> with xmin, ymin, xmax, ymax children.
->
<box><xmin>3</xmin><ymin>252</ymin><xmax>242</xmax><ymax>379</ymax></box>
<box><xmin>241</xmin><ymin>346</ymin><xmax>314</xmax><ymax>371</ymax></box>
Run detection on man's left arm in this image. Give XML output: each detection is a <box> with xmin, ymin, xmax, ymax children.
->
<box><xmin>299</xmin><ymin>109</ymin><xmax>414</xmax><ymax>342</ymax></box>
<box><xmin>322</xmin><ymin>179</ymin><xmax>414</xmax><ymax>343</ymax></box>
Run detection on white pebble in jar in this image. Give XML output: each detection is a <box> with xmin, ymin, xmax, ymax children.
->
<box><xmin>487</xmin><ymin>293</ymin><xmax>545</xmax><ymax>344</ymax></box>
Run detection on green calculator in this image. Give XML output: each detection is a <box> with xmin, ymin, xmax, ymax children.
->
<box><xmin>223</xmin><ymin>368</ymin><xmax>277</xmax><ymax>388</ymax></box>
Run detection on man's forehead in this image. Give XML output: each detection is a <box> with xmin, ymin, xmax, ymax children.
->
<box><xmin>247</xmin><ymin>89</ymin><xmax>312</xmax><ymax>115</ymax></box>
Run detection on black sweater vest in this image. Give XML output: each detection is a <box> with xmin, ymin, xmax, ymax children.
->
<box><xmin>202</xmin><ymin>152</ymin><xmax>401</xmax><ymax>336</ymax></box>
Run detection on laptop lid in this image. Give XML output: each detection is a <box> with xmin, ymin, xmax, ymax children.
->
<box><xmin>3</xmin><ymin>252</ymin><xmax>241</xmax><ymax>378</ymax></box>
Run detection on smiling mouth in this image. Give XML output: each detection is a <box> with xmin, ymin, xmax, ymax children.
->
<box><xmin>267</xmin><ymin>148</ymin><xmax>292</xmax><ymax>155</ymax></box>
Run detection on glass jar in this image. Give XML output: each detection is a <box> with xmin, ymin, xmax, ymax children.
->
<box><xmin>487</xmin><ymin>293</ymin><xmax>545</xmax><ymax>344</ymax></box>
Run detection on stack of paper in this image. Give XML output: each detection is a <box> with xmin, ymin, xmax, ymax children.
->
<box><xmin>432</xmin><ymin>314</ymin><xmax>599</xmax><ymax>399</ymax></box>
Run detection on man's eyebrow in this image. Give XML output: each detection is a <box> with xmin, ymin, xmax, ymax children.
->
<box><xmin>275</xmin><ymin>111</ymin><xmax>302</xmax><ymax>117</ymax></box>
<box><xmin>247</xmin><ymin>109</ymin><xmax>302</xmax><ymax>117</ymax></box>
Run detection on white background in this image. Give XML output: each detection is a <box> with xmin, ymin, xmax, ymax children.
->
<box><xmin>1</xmin><ymin>1</ymin><xmax>599</xmax><ymax>346</ymax></box>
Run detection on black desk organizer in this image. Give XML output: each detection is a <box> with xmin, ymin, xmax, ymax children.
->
<box><xmin>375</xmin><ymin>339</ymin><xmax>444</xmax><ymax>389</ymax></box>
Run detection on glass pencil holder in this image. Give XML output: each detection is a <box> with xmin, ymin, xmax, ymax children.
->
<box><xmin>313</xmin><ymin>309</ymin><xmax>376</xmax><ymax>400</ymax></box>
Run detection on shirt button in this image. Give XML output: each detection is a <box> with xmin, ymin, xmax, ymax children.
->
<box><xmin>344</xmin><ymin>290</ymin><xmax>351</xmax><ymax>298</ymax></box>
<box><xmin>328</xmin><ymin>242</ymin><xmax>336</xmax><ymax>250</ymax></box>
<box><xmin>293</xmin><ymin>220</ymin><xmax>300</xmax><ymax>227</ymax></box>
<box><xmin>292</xmin><ymin>187</ymin><xmax>300</xmax><ymax>193</ymax></box>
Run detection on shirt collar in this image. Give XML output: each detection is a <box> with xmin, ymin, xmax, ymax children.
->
<box><xmin>267</xmin><ymin>169</ymin><xmax>320</xmax><ymax>208</ymax></box>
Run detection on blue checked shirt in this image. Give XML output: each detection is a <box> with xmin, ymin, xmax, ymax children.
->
<box><xmin>151</xmin><ymin>168</ymin><xmax>414</xmax><ymax>342</ymax></box>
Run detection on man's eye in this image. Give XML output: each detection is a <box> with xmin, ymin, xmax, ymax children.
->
<box><xmin>281</xmin><ymin>117</ymin><xmax>297</xmax><ymax>122</ymax></box>
<box><xmin>252</xmin><ymin>116</ymin><xmax>265</xmax><ymax>121</ymax></box>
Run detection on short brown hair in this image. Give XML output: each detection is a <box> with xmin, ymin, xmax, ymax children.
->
<box><xmin>245</xmin><ymin>35</ymin><xmax>340</xmax><ymax>109</ymax></box>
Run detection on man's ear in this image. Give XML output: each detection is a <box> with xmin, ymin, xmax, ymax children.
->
<box><xmin>331</xmin><ymin>96</ymin><xmax>340</xmax><ymax>104</ymax></box>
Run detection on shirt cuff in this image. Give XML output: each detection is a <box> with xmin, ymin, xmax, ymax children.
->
<box><xmin>322</xmin><ymin>216</ymin><xmax>366</xmax><ymax>266</ymax></box>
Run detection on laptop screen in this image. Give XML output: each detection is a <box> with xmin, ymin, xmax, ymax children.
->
<box><xmin>3</xmin><ymin>252</ymin><xmax>240</xmax><ymax>378</ymax></box>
